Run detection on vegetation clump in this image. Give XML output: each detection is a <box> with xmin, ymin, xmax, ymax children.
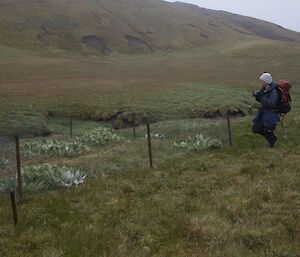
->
<box><xmin>0</xmin><ymin>158</ymin><xmax>9</xmax><ymax>170</ymax></box>
<box><xmin>21</xmin><ymin>138</ymin><xmax>91</xmax><ymax>157</ymax></box>
<box><xmin>80</xmin><ymin>127</ymin><xmax>121</xmax><ymax>146</ymax></box>
<box><xmin>0</xmin><ymin>164</ymin><xmax>86</xmax><ymax>194</ymax></box>
<box><xmin>145</xmin><ymin>132</ymin><xmax>166</xmax><ymax>140</ymax></box>
<box><xmin>21</xmin><ymin>127</ymin><xmax>121</xmax><ymax>157</ymax></box>
<box><xmin>174</xmin><ymin>134</ymin><xmax>222</xmax><ymax>151</ymax></box>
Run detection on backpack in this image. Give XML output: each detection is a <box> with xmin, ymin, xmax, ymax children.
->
<box><xmin>276</xmin><ymin>80</ymin><xmax>292</xmax><ymax>114</ymax></box>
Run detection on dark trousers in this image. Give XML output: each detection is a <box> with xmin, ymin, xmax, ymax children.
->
<box><xmin>252</xmin><ymin>123</ymin><xmax>277</xmax><ymax>144</ymax></box>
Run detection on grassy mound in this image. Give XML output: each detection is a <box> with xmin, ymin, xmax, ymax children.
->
<box><xmin>0</xmin><ymin>110</ymin><xmax>50</xmax><ymax>137</ymax></box>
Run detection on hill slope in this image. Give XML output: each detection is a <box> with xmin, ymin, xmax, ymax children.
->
<box><xmin>0</xmin><ymin>0</ymin><xmax>299</xmax><ymax>54</ymax></box>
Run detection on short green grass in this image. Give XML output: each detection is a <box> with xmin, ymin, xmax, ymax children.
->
<box><xmin>0</xmin><ymin>114</ymin><xmax>299</xmax><ymax>257</ymax></box>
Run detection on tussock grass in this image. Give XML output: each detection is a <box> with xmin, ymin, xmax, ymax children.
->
<box><xmin>0</xmin><ymin>110</ymin><xmax>50</xmax><ymax>137</ymax></box>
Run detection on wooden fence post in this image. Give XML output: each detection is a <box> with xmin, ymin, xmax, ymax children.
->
<box><xmin>146</xmin><ymin>121</ymin><xmax>153</xmax><ymax>169</ymax></box>
<box><xmin>227</xmin><ymin>111</ymin><xmax>233</xmax><ymax>147</ymax></box>
<box><xmin>15</xmin><ymin>136</ymin><xmax>22</xmax><ymax>201</ymax></box>
<box><xmin>10</xmin><ymin>191</ymin><xmax>18</xmax><ymax>227</ymax></box>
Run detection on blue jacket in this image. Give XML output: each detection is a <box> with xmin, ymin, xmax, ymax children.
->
<box><xmin>254</xmin><ymin>82</ymin><xmax>279</xmax><ymax>127</ymax></box>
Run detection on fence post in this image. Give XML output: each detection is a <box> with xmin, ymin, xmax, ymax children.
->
<box><xmin>146</xmin><ymin>120</ymin><xmax>153</xmax><ymax>169</ymax></box>
<box><xmin>15</xmin><ymin>136</ymin><xmax>23</xmax><ymax>201</ymax></box>
<box><xmin>227</xmin><ymin>111</ymin><xmax>233</xmax><ymax>147</ymax></box>
<box><xmin>10</xmin><ymin>191</ymin><xmax>18</xmax><ymax>227</ymax></box>
<box><xmin>132</xmin><ymin>113</ymin><xmax>136</xmax><ymax>138</ymax></box>
<box><xmin>70</xmin><ymin>117</ymin><xmax>73</xmax><ymax>138</ymax></box>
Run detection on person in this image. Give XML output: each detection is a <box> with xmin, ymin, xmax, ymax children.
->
<box><xmin>252</xmin><ymin>72</ymin><xmax>279</xmax><ymax>148</ymax></box>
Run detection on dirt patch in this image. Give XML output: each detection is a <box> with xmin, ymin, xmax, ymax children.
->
<box><xmin>200</xmin><ymin>33</ymin><xmax>209</xmax><ymax>39</ymax></box>
<box><xmin>125</xmin><ymin>35</ymin><xmax>153</xmax><ymax>51</ymax></box>
<box><xmin>81</xmin><ymin>35</ymin><xmax>112</xmax><ymax>54</ymax></box>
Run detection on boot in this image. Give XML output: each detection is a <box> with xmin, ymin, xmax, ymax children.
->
<box><xmin>267</xmin><ymin>136</ymin><xmax>277</xmax><ymax>148</ymax></box>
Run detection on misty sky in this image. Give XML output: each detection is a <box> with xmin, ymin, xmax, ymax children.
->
<box><xmin>165</xmin><ymin>0</ymin><xmax>300</xmax><ymax>32</ymax></box>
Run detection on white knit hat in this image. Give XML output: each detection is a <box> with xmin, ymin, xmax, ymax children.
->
<box><xmin>259</xmin><ymin>73</ymin><xmax>273</xmax><ymax>85</ymax></box>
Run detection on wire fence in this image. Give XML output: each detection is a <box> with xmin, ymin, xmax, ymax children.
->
<box><xmin>0</xmin><ymin>112</ymin><xmax>235</xmax><ymax>227</ymax></box>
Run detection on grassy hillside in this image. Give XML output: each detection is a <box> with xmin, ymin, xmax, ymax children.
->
<box><xmin>0</xmin><ymin>0</ymin><xmax>299</xmax><ymax>54</ymax></box>
<box><xmin>0</xmin><ymin>0</ymin><xmax>300</xmax><ymax>136</ymax></box>
<box><xmin>1</xmin><ymin>38</ymin><xmax>300</xmax><ymax>135</ymax></box>
<box><xmin>0</xmin><ymin>1</ymin><xmax>299</xmax><ymax>255</ymax></box>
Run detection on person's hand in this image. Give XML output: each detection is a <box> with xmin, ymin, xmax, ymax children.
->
<box><xmin>252</xmin><ymin>90</ymin><xmax>260</xmax><ymax>97</ymax></box>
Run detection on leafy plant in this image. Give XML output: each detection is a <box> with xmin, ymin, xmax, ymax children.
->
<box><xmin>21</xmin><ymin>139</ymin><xmax>91</xmax><ymax>157</ymax></box>
<box><xmin>21</xmin><ymin>127</ymin><xmax>121</xmax><ymax>157</ymax></box>
<box><xmin>0</xmin><ymin>158</ymin><xmax>9</xmax><ymax>171</ymax></box>
<box><xmin>0</xmin><ymin>164</ymin><xmax>86</xmax><ymax>194</ymax></box>
<box><xmin>145</xmin><ymin>132</ymin><xmax>166</xmax><ymax>140</ymax></box>
<box><xmin>80</xmin><ymin>127</ymin><xmax>121</xmax><ymax>146</ymax></box>
<box><xmin>0</xmin><ymin>177</ymin><xmax>16</xmax><ymax>193</ymax></box>
<box><xmin>174</xmin><ymin>134</ymin><xmax>222</xmax><ymax>152</ymax></box>
<box><xmin>294</xmin><ymin>116</ymin><xmax>300</xmax><ymax>123</ymax></box>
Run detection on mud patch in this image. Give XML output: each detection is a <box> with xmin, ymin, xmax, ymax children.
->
<box><xmin>125</xmin><ymin>35</ymin><xmax>153</xmax><ymax>51</ymax></box>
<box><xmin>82</xmin><ymin>35</ymin><xmax>111</xmax><ymax>54</ymax></box>
<box><xmin>200</xmin><ymin>33</ymin><xmax>209</xmax><ymax>39</ymax></box>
